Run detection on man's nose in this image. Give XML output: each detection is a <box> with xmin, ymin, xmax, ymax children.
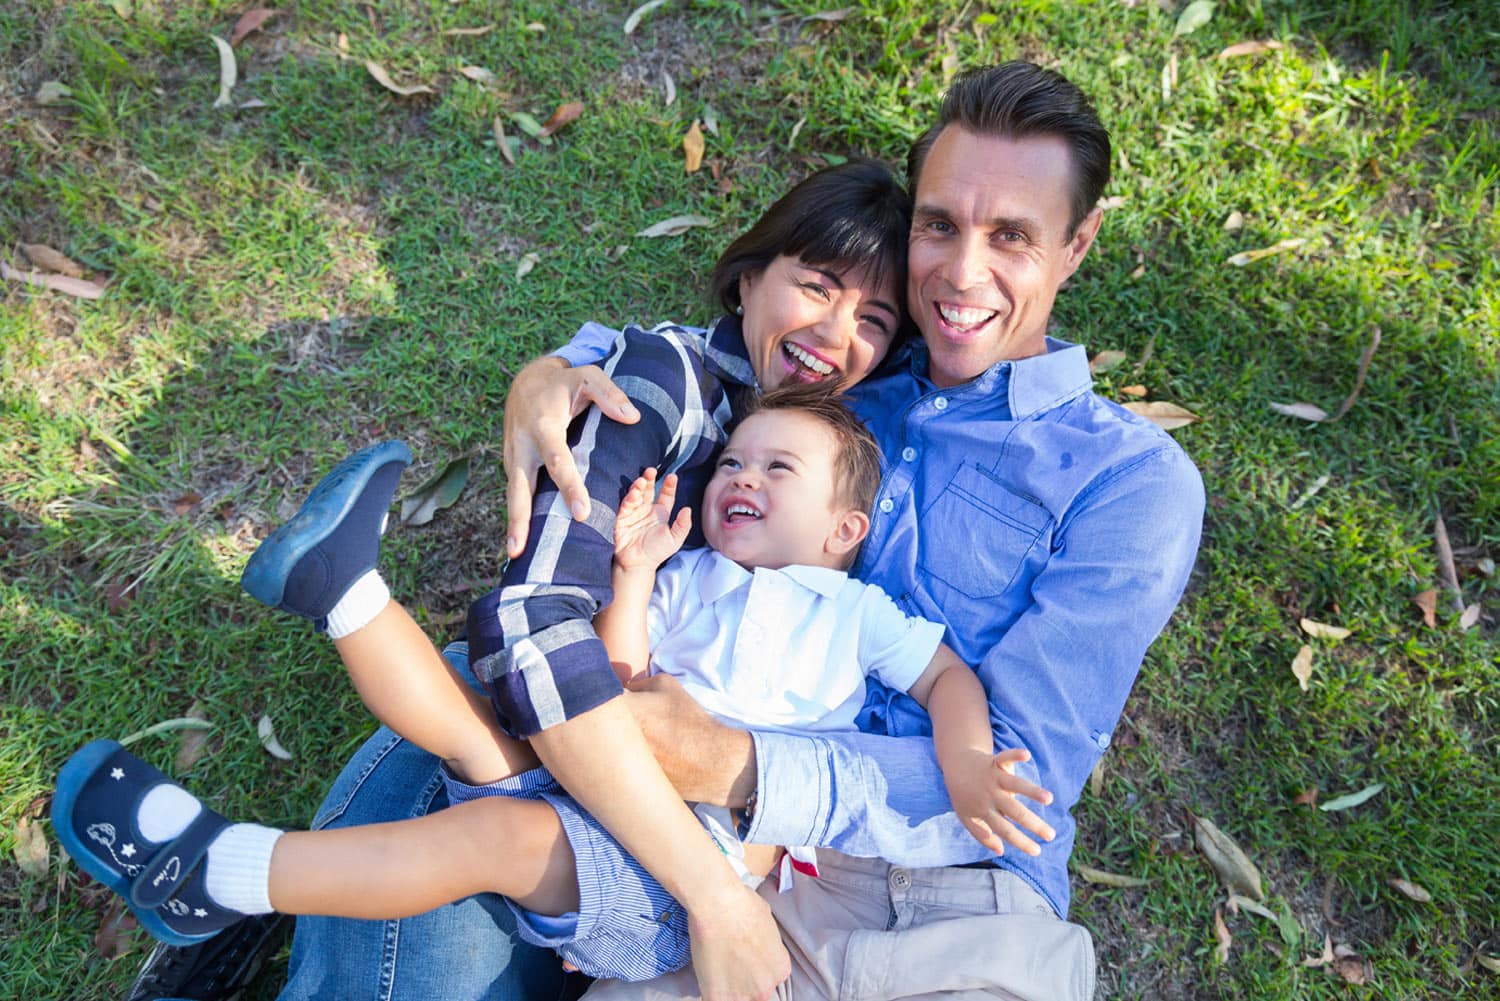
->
<box><xmin>942</xmin><ymin>236</ymin><xmax>990</xmax><ymax>291</ymax></box>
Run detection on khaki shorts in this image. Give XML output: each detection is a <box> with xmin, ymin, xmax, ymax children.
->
<box><xmin>585</xmin><ymin>850</ymin><xmax>1096</xmax><ymax>1001</ymax></box>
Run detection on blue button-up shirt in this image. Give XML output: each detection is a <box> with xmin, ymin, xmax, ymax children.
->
<box><xmin>556</xmin><ymin>327</ymin><xmax>1205</xmax><ymax>918</ymax></box>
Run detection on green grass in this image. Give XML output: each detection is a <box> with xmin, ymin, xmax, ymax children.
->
<box><xmin>3</xmin><ymin>1</ymin><xmax>1497</xmax><ymax>998</ymax></box>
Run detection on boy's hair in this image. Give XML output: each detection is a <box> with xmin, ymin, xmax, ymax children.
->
<box><xmin>906</xmin><ymin>61</ymin><xmax>1111</xmax><ymax>237</ymax></box>
<box><xmin>740</xmin><ymin>382</ymin><xmax>882</xmax><ymax>515</ymax></box>
<box><xmin>710</xmin><ymin>159</ymin><xmax>912</xmax><ymax>325</ymax></box>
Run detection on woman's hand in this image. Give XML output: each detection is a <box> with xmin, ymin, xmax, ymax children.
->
<box><xmin>613</xmin><ymin>469</ymin><xmax>692</xmax><ymax>573</ymax></box>
<box><xmin>502</xmin><ymin>357</ymin><xmax>638</xmax><ymax>558</ymax></box>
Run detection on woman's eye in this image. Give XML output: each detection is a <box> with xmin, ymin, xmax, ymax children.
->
<box><xmin>799</xmin><ymin>281</ymin><xmax>831</xmax><ymax>300</ymax></box>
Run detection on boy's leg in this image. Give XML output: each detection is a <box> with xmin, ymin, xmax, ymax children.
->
<box><xmin>241</xmin><ymin>441</ymin><xmax>534</xmax><ymax>783</ymax></box>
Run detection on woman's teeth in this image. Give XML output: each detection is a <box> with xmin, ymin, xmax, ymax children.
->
<box><xmin>784</xmin><ymin>342</ymin><xmax>834</xmax><ymax>375</ymax></box>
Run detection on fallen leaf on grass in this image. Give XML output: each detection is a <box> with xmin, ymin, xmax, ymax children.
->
<box><xmin>35</xmin><ymin>80</ymin><xmax>73</xmax><ymax>104</ymax></box>
<box><xmin>515</xmin><ymin>253</ymin><xmax>539</xmax><ymax>281</ymax></box>
<box><xmin>1227</xmin><ymin>893</ymin><xmax>1276</xmax><ymax>920</ymax></box>
<box><xmin>95</xmin><ymin>898</ymin><xmax>137</xmax><ymax>959</ymax></box>
<box><xmin>1</xmin><ymin>260</ymin><xmax>107</xmax><ymax>299</ymax></box>
<box><xmin>662</xmin><ymin>69</ymin><xmax>676</xmax><ymax>106</ymax></box>
<box><xmin>623</xmin><ymin>0</ymin><xmax>668</xmax><ymax>35</ymax></box>
<box><xmin>238</xmin><ymin>98</ymin><xmax>268</xmax><ymax>109</ymax></box>
<box><xmin>14</xmin><ymin>815</ymin><xmax>49</xmax><ymax>878</ymax></box>
<box><xmin>458</xmin><ymin>66</ymin><xmax>495</xmax><ymax>84</ymax></box>
<box><xmin>1476</xmin><ymin>953</ymin><xmax>1500</xmax><ymax>974</ymax></box>
<box><xmin>171</xmin><ymin>491</ymin><xmax>202</xmax><ymax>515</ymax></box>
<box><xmin>511</xmin><ymin>111</ymin><xmax>547</xmax><ymax>140</ymax></box>
<box><xmin>1271</xmin><ymin>326</ymin><xmax>1380</xmax><ymax>422</ymax></box>
<box><xmin>1223</xmin><ymin>210</ymin><xmax>1244</xmax><ymax>230</ymax></box>
<box><xmin>20</xmin><ymin>243</ymin><xmax>84</xmax><ymax>277</ymax></box>
<box><xmin>1291</xmin><ymin>644</ymin><xmax>1313</xmax><ymax>691</ymax></box>
<box><xmin>1213</xmin><ymin>908</ymin><xmax>1232</xmax><ymax>964</ymax></box>
<box><xmin>492</xmin><ymin>116</ymin><xmax>515</xmax><ymax>165</ymax></box>
<box><xmin>1122</xmin><ymin>400</ymin><xmax>1199</xmax><ymax>430</ymax></box>
<box><xmin>1218</xmin><ymin>40</ymin><xmax>1285</xmax><ymax>58</ymax></box>
<box><xmin>1226</xmin><ymin>238</ymin><xmax>1304</xmax><ymax>267</ymax></box>
<box><xmin>539</xmin><ymin>102</ymin><xmax>583</xmax><ymax>137</ymax></box>
<box><xmin>365</xmin><ymin>60</ymin><xmax>434</xmax><ymax>97</ymax></box>
<box><xmin>440</xmin><ymin>24</ymin><xmax>495</xmax><ymax>36</ymax></box>
<box><xmin>702</xmin><ymin>104</ymin><xmax>719</xmax><ymax>135</ymax></box>
<box><xmin>1120</xmin><ymin>384</ymin><xmax>1148</xmax><ymax>397</ymax></box>
<box><xmin>1089</xmin><ymin>349</ymin><xmax>1127</xmax><ymax>374</ymax></box>
<box><xmin>230</xmin><ymin>9</ymin><xmax>280</xmax><ymax>47</ymax></box>
<box><xmin>637</xmin><ymin>214</ymin><xmax>713</xmax><ymax>237</ymax></box>
<box><xmin>1194</xmin><ymin>814</ymin><xmax>1265</xmax><ymax>900</ymax></box>
<box><xmin>174</xmin><ymin>702</ymin><xmax>211</xmax><ymax>771</ymax></box>
<box><xmin>1302</xmin><ymin>932</ymin><xmax>1334</xmax><ymax>967</ymax></box>
<box><xmin>258</xmin><ymin>713</ymin><xmax>293</xmax><ymax>760</ymax></box>
<box><xmin>1300</xmin><ymin>618</ymin><xmax>1351</xmax><ymax>640</ymax></box>
<box><xmin>1414</xmin><ymin>589</ymin><xmax>1437</xmax><ymax>627</ymax></box>
<box><xmin>1096</xmin><ymin>196</ymin><xmax>1127</xmax><ymax>211</ymax></box>
<box><xmin>805</xmin><ymin>6</ymin><xmax>857</xmax><ymax>21</ymax></box>
<box><xmin>683</xmin><ymin>119</ymin><xmax>705</xmax><ymax>173</ymax></box>
<box><xmin>1289</xmin><ymin>473</ymin><xmax>1330</xmax><ymax>510</ymax></box>
<box><xmin>1460</xmin><ymin>603</ymin><xmax>1481</xmax><ymax>630</ymax></box>
<box><xmin>1332</xmin><ymin>946</ymin><xmax>1369</xmax><ymax>984</ymax></box>
<box><xmin>1293</xmin><ymin>786</ymin><xmax>1318</xmax><ymax>807</ymax></box>
<box><xmin>400</xmin><ymin>455</ymin><xmax>470</xmax><ymax>526</ymax></box>
<box><xmin>1319</xmin><ymin>783</ymin><xmax>1384</xmax><ymax>812</ymax></box>
<box><xmin>1076</xmin><ymin>864</ymin><xmax>1152</xmax><ymax>888</ymax></box>
<box><xmin>1269</xmin><ymin>401</ymin><xmax>1329</xmax><ymax>422</ymax></box>
<box><xmin>120</xmin><ymin>716</ymin><xmax>214</xmax><ymax>747</ymax></box>
<box><xmin>1387</xmin><ymin>877</ymin><xmax>1432</xmax><ymax>902</ymax></box>
<box><xmin>209</xmin><ymin>35</ymin><xmax>236</xmax><ymax>107</ymax></box>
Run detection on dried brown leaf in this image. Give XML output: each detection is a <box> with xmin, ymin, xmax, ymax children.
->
<box><xmin>805</xmin><ymin>6</ymin><xmax>857</xmax><ymax>20</ymax></box>
<box><xmin>35</xmin><ymin>80</ymin><xmax>73</xmax><ymax>104</ymax></box>
<box><xmin>1414</xmin><ymin>588</ymin><xmax>1437</xmax><ymax>627</ymax></box>
<box><xmin>458</xmin><ymin>66</ymin><xmax>495</xmax><ymax>84</ymax></box>
<box><xmin>1387</xmin><ymin>877</ymin><xmax>1432</xmax><ymax>902</ymax></box>
<box><xmin>171</xmin><ymin>491</ymin><xmax>202</xmax><ymax>515</ymax></box>
<box><xmin>1434</xmin><ymin>513</ymin><xmax>1464</xmax><ymax>612</ymax></box>
<box><xmin>636</xmin><ymin>214</ymin><xmax>714</xmax><ymax>238</ymax></box>
<box><xmin>14</xmin><ymin>815</ymin><xmax>49</xmax><ymax>878</ymax></box>
<box><xmin>1122</xmin><ymin>400</ymin><xmax>1199</xmax><ymax>430</ymax></box>
<box><xmin>1194</xmin><ymin>814</ymin><xmax>1265</xmax><ymax>900</ymax></box>
<box><xmin>257</xmin><ymin>713</ymin><xmax>293</xmax><ymax>760</ymax></box>
<box><xmin>209</xmin><ymin>35</ymin><xmax>236</xmax><ymax>107</ymax></box>
<box><xmin>1076</xmin><ymin>864</ymin><xmax>1152</xmax><ymax>888</ymax></box>
<box><xmin>230</xmin><ymin>8</ymin><xmax>280</xmax><ymax>47</ymax></box>
<box><xmin>1476</xmin><ymin>953</ymin><xmax>1500</xmax><ymax>974</ymax></box>
<box><xmin>662</xmin><ymin>69</ymin><xmax>676</xmax><ymax>106</ymax></box>
<box><xmin>1300</xmin><ymin>618</ymin><xmax>1351</xmax><ymax>640</ymax></box>
<box><xmin>1269</xmin><ymin>401</ymin><xmax>1329</xmax><ymax>422</ymax></box>
<box><xmin>441</xmin><ymin>24</ymin><xmax>495</xmax><ymax>36</ymax></box>
<box><xmin>1302</xmin><ymin>933</ymin><xmax>1334</xmax><ymax>967</ymax></box>
<box><xmin>1459</xmin><ymin>603</ymin><xmax>1481</xmax><ymax>629</ymax></box>
<box><xmin>1329</xmin><ymin>327</ymin><xmax>1380</xmax><ymax>420</ymax></box>
<box><xmin>538</xmin><ymin>101</ymin><xmax>584</xmax><ymax>137</ymax></box>
<box><xmin>1218</xmin><ymin>39</ymin><xmax>1286</xmax><ymax>58</ymax></box>
<box><xmin>105</xmin><ymin>578</ymin><xmax>137</xmax><ymax>614</ymax></box>
<box><xmin>1223</xmin><ymin>210</ymin><xmax>1244</xmax><ymax>231</ymax></box>
<box><xmin>1213</xmin><ymin>908</ymin><xmax>1232</xmax><ymax>964</ymax></box>
<box><xmin>1089</xmin><ymin>349</ymin><xmax>1127</xmax><ymax>374</ymax></box>
<box><xmin>1332</xmin><ymin>953</ymin><xmax>1369</xmax><ymax>984</ymax></box>
<box><xmin>19</xmin><ymin>243</ymin><xmax>84</xmax><ymax>277</ymax></box>
<box><xmin>1120</xmin><ymin>384</ymin><xmax>1148</xmax><ymax>398</ymax></box>
<box><xmin>516</xmin><ymin>253</ymin><xmax>539</xmax><ymax>281</ymax></box>
<box><xmin>623</xmin><ymin>0</ymin><xmax>667</xmax><ymax>35</ymax></box>
<box><xmin>364</xmin><ymin>60</ymin><xmax>434</xmax><ymax>97</ymax></box>
<box><xmin>493</xmin><ymin>116</ymin><xmax>515</xmax><ymax>166</ymax></box>
<box><xmin>683</xmin><ymin>119</ymin><xmax>705</xmax><ymax>174</ymax></box>
<box><xmin>1293</xmin><ymin>786</ymin><xmax>1318</xmax><ymax>808</ymax></box>
<box><xmin>1</xmin><ymin>260</ymin><xmax>107</xmax><ymax>300</ymax></box>
<box><xmin>1291</xmin><ymin>644</ymin><xmax>1313</xmax><ymax>691</ymax></box>
<box><xmin>95</xmin><ymin>898</ymin><xmax>137</xmax><ymax>958</ymax></box>
<box><xmin>1226</xmin><ymin>238</ymin><xmax>1305</xmax><ymax>267</ymax></box>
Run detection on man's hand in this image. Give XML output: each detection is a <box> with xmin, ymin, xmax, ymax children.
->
<box><xmin>946</xmin><ymin>747</ymin><xmax>1057</xmax><ymax>857</ymax></box>
<box><xmin>613</xmin><ymin>469</ymin><xmax>692</xmax><ymax>573</ymax></box>
<box><xmin>623</xmin><ymin>674</ymin><xmax>756</xmax><ymax>807</ymax></box>
<box><xmin>687</xmin><ymin>884</ymin><xmax>790</xmax><ymax>1001</ymax></box>
<box><xmin>502</xmin><ymin>357</ymin><xmax>638</xmax><ymax>557</ymax></box>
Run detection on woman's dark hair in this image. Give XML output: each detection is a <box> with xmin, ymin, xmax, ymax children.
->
<box><xmin>710</xmin><ymin>159</ymin><xmax>912</xmax><ymax>317</ymax></box>
<box><xmin>906</xmin><ymin>61</ymin><xmax>1111</xmax><ymax>237</ymax></box>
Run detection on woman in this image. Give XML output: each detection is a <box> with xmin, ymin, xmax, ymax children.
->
<box><xmin>121</xmin><ymin>159</ymin><xmax>914</xmax><ymax>1001</ymax></box>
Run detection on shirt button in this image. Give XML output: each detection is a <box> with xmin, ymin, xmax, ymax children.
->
<box><xmin>901</xmin><ymin>447</ymin><xmax>916</xmax><ymax>462</ymax></box>
<box><xmin>933</xmin><ymin>396</ymin><xmax>948</xmax><ymax>410</ymax></box>
<box><xmin>878</xmin><ymin>498</ymin><xmax>894</xmax><ymax>514</ymax></box>
<box><xmin>890</xmin><ymin>869</ymin><xmax>910</xmax><ymax>889</ymax></box>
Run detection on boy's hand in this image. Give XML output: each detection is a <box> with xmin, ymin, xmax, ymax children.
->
<box><xmin>614</xmin><ymin>468</ymin><xmax>692</xmax><ymax>572</ymax></box>
<box><xmin>946</xmin><ymin>747</ymin><xmax>1056</xmax><ymax>858</ymax></box>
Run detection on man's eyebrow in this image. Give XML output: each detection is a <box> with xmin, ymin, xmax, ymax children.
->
<box><xmin>807</xmin><ymin>266</ymin><xmax>900</xmax><ymax>322</ymax></box>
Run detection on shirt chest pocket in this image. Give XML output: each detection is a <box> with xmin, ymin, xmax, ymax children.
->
<box><xmin>918</xmin><ymin>464</ymin><xmax>1051</xmax><ymax>601</ymax></box>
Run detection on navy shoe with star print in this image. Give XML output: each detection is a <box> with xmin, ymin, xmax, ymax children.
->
<box><xmin>53</xmin><ymin>740</ymin><xmax>247</xmax><ymax>946</ymax></box>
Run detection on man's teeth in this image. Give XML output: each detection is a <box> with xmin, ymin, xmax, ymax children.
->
<box><xmin>938</xmin><ymin>304</ymin><xmax>996</xmax><ymax>328</ymax></box>
<box><xmin>784</xmin><ymin>343</ymin><xmax>834</xmax><ymax>375</ymax></box>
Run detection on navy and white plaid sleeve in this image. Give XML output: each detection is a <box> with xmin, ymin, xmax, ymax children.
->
<box><xmin>466</xmin><ymin>324</ymin><xmax>733</xmax><ymax>737</ymax></box>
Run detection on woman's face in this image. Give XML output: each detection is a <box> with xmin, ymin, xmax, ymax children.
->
<box><xmin>738</xmin><ymin>255</ymin><xmax>902</xmax><ymax>391</ymax></box>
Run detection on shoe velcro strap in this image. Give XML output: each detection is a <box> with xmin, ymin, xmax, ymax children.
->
<box><xmin>130</xmin><ymin>807</ymin><xmax>225</xmax><ymax>909</ymax></box>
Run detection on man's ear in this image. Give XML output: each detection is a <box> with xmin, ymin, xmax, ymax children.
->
<box><xmin>827</xmin><ymin>509</ymin><xmax>871</xmax><ymax>558</ymax></box>
<box><xmin>1060</xmin><ymin>205</ymin><xmax>1104</xmax><ymax>282</ymax></box>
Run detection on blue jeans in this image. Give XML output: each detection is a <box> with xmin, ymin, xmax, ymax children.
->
<box><xmin>277</xmin><ymin>642</ymin><xmax>586</xmax><ymax>1001</ymax></box>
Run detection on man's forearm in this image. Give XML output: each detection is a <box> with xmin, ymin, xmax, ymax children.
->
<box><xmin>623</xmin><ymin>681</ymin><xmax>757</xmax><ymax>806</ymax></box>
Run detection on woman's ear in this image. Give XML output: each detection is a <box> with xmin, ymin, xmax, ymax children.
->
<box><xmin>827</xmin><ymin>508</ymin><xmax>871</xmax><ymax>559</ymax></box>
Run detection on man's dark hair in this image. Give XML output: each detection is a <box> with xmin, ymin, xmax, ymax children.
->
<box><xmin>906</xmin><ymin>61</ymin><xmax>1111</xmax><ymax>236</ymax></box>
<box><xmin>739</xmin><ymin>381</ymin><xmax>882</xmax><ymax>517</ymax></box>
<box><xmin>711</xmin><ymin>158</ymin><xmax>911</xmax><ymax>319</ymax></box>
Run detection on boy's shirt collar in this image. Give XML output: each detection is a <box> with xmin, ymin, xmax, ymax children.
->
<box><xmin>693</xmin><ymin>549</ymin><xmax>850</xmax><ymax>605</ymax></box>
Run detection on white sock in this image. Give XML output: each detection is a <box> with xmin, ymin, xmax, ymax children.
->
<box><xmin>326</xmin><ymin>570</ymin><xmax>390</xmax><ymax>639</ymax></box>
<box><xmin>203</xmin><ymin>824</ymin><xmax>283</xmax><ymax>914</ymax></box>
<box><xmin>134</xmin><ymin>785</ymin><xmax>282</xmax><ymax>915</ymax></box>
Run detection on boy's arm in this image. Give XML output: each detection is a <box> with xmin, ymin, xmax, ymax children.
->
<box><xmin>906</xmin><ymin>646</ymin><xmax>1053</xmax><ymax>857</ymax></box>
<box><xmin>594</xmin><ymin>469</ymin><xmax>691</xmax><ymax>684</ymax></box>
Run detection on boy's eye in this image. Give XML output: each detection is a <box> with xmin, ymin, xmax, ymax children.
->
<box><xmin>768</xmin><ymin>461</ymin><xmax>792</xmax><ymax>472</ymax></box>
<box><xmin>717</xmin><ymin>456</ymin><xmax>740</xmax><ymax>469</ymax></box>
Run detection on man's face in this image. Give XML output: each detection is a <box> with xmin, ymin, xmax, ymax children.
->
<box><xmin>907</xmin><ymin>126</ymin><xmax>1103</xmax><ymax>387</ymax></box>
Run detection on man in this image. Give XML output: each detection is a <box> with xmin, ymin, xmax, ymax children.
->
<box><xmin>129</xmin><ymin>62</ymin><xmax>1201</xmax><ymax>1001</ymax></box>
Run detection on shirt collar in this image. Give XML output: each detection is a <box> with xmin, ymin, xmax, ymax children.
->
<box><xmin>905</xmin><ymin>336</ymin><xmax>1093</xmax><ymax>419</ymax></box>
<box><xmin>703</xmin><ymin>314</ymin><xmax>758</xmax><ymax>389</ymax></box>
<box><xmin>695</xmin><ymin>550</ymin><xmax>850</xmax><ymax>604</ymax></box>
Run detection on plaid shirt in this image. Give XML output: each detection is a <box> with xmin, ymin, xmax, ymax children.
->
<box><xmin>467</xmin><ymin>316</ymin><xmax>757</xmax><ymax>737</ymax></box>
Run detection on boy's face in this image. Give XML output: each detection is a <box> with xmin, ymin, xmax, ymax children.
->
<box><xmin>702</xmin><ymin>409</ymin><xmax>869</xmax><ymax>572</ymax></box>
